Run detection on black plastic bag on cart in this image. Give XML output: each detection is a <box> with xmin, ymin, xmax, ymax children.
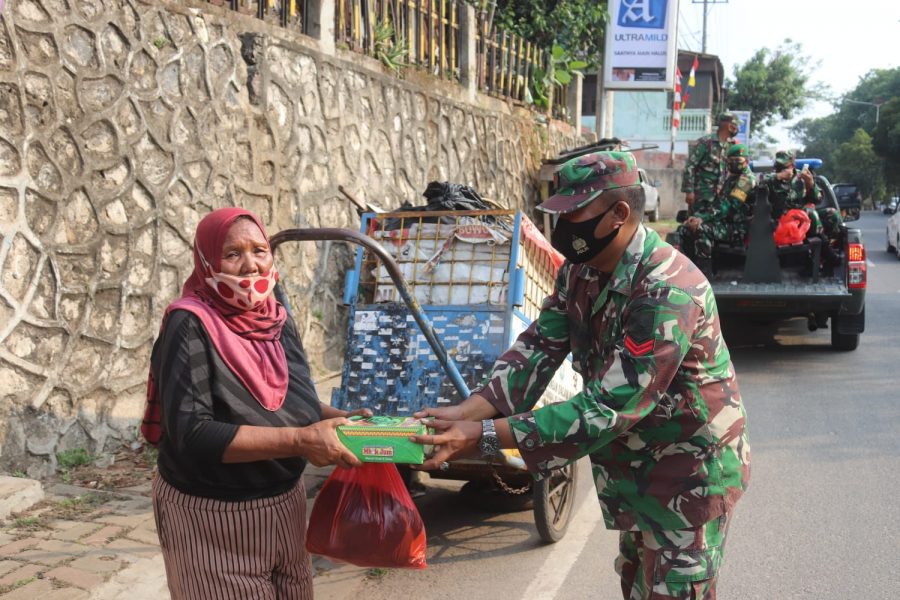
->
<box><xmin>381</xmin><ymin>181</ymin><xmax>493</xmax><ymax>230</ymax></box>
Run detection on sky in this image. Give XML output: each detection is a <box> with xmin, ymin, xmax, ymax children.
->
<box><xmin>676</xmin><ymin>0</ymin><xmax>900</xmax><ymax>147</ymax></box>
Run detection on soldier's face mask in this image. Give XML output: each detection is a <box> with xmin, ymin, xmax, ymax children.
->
<box><xmin>728</xmin><ymin>159</ymin><xmax>746</xmax><ymax>174</ymax></box>
<box><xmin>551</xmin><ymin>201</ymin><xmax>620</xmax><ymax>264</ymax></box>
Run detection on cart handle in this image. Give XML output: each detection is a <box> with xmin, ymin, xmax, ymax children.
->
<box><xmin>269</xmin><ymin>228</ymin><xmax>473</xmax><ymax>400</ymax></box>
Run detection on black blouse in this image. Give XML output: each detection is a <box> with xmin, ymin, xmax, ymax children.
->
<box><xmin>152</xmin><ymin>310</ymin><xmax>322</xmax><ymax>501</ymax></box>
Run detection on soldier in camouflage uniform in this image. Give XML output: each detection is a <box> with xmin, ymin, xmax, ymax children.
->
<box><xmin>763</xmin><ymin>150</ymin><xmax>842</xmax><ymax>237</ymax></box>
<box><xmin>413</xmin><ymin>151</ymin><xmax>751</xmax><ymax>600</ymax></box>
<box><xmin>678</xmin><ymin>144</ymin><xmax>757</xmax><ymax>276</ymax></box>
<box><xmin>681</xmin><ymin>113</ymin><xmax>739</xmax><ymax>215</ymax></box>
<box><xmin>763</xmin><ymin>150</ymin><xmax>842</xmax><ymax>271</ymax></box>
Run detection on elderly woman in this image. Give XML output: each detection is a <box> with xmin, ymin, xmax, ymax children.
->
<box><xmin>143</xmin><ymin>207</ymin><xmax>365</xmax><ymax>599</ymax></box>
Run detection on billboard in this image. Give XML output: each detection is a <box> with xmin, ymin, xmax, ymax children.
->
<box><xmin>733</xmin><ymin>110</ymin><xmax>752</xmax><ymax>146</ymax></box>
<box><xmin>603</xmin><ymin>0</ymin><xmax>680</xmax><ymax>91</ymax></box>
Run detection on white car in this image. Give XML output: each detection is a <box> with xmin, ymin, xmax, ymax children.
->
<box><xmin>639</xmin><ymin>168</ymin><xmax>660</xmax><ymax>222</ymax></box>
<box><xmin>887</xmin><ymin>204</ymin><xmax>900</xmax><ymax>259</ymax></box>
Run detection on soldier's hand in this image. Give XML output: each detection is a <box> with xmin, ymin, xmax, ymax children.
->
<box><xmin>685</xmin><ymin>192</ymin><xmax>695</xmax><ymax>205</ymax></box>
<box><xmin>409</xmin><ymin>419</ymin><xmax>482</xmax><ymax>470</ymax></box>
<box><xmin>799</xmin><ymin>169</ymin><xmax>814</xmax><ymax>190</ymax></box>
<box><xmin>414</xmin><ymin>405</ymin><xmax>465</xmax><ymax>421</ymax></box>
<box><xmin>686</xmin><ymin>216</ymin><xmax>703</xmax><ymax>231</ymax></box>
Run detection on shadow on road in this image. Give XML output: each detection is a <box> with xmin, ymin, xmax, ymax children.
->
<box><xmin>412</xmin><ymin>480</ymin><xmax>544</xmax><ymax>566</ymax></box>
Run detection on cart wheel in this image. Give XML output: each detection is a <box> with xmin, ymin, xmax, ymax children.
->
<box><xmin>533</xmin><ymin>461</ymin><xmax>579</xmax><ymax>543</ymax></box>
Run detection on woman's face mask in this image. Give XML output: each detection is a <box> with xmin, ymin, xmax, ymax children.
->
<box><xmin>550</xmin><ymin>203</ymin><xmax>619</xmax><ymax>264</ymax></box>
<box><xmin>199</xmin><ymin>251</ymin><xmax>279</xmax><ymax>310</ymax></box>
<box><xmin>728</xmin><ymin>159</ymin><xmax>746</xmax><ymax>174</ymax></box>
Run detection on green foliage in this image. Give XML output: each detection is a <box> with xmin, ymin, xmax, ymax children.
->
<box><xmin>373</xmin><ymin>20</ymin><xmax>408</xmax><ymax>75</ymax></box>
<box><xmin>13</xmin><ymin>516</ymin><xmax>42</xmax><ymax>529</ymax></box>
<box><xmin>468</xmin><ymin>0</ymin><xmax>608</xmax><ymax>66</ymax></box>
<box><xmin>529</xmin><ymin>45</ymin><xmax>587</xmax><ymax>111</ymax></box>
<box><xmin>791</xmin><ymin>67</ymin><xmax>900</xmax><ymax>199</ymax></box>
<box><xmin>872</xmin><ymin>97</ymin><xmax>900</xmax><ymax>190</ymax></box>
<box><xmin>152</xmin><ymin>37</ymin><xmax>168</xmax><ymax>49</ymax></box>
<box><xmin>831</xmin><ymin>129</ymin><xmax>885</xmax><ymax>198</ymax></box>
<box><xmin>725</xmin><ymin>40</ymin><xmax>824</xmax><ymax>135</ymax></box>
<box><xmin>57</xmin><ymin>448</ymin><xmax>94</xmax><ymax>470</ymax></box>
<box><xmin>366</xmin><ymin>567</ymin><xmax>390</xmax><ymax>579</ymax></box>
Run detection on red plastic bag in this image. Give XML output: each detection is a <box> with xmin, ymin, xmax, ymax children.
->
<box><xmin>773</xmin><ymin>209</ymin><xmax>811</xmax><ymax>246</ymax></box>
<box><xmin>306</xmin><ymin>463</ymin><xmax>427</xmax><ymax>569</ymax></box>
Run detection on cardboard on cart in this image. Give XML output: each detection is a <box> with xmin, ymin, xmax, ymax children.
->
<box><xmin>337</xmin><ymin>416</ymin><xmax>429</xmax><ymax>464</ymax></box>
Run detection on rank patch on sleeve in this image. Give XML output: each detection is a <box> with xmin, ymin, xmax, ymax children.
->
<box><xmin>624</xmin><ymin>336</ymin><xmax>653</xmax><ymax>357</ymax></box>
<box><xmin>732</xmin><ymin>188</ymin><xmax>747</xmax><ymax>202</ymax></box>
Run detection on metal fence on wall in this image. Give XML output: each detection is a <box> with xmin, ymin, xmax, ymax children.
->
<box><xmin>205</xmin><ymin>0</ymin><xmax>575</xmax><ymax>122</ymax></box>
<box><xmin>208</xmin><ymin>0</ymin><xmax>309</xmax><ymax>30</ymax></box>
<box><xmin>474</xmin><ymin>16</ymin><xmax>569</xmax><ymax>121</ymax></box>
<box><xmin>335</xmin><ymin>0</ymin><xmax>463</xmax><ymax>79</ymax></box>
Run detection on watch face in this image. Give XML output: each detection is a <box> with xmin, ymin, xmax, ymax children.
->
<box><xmin>479</xmin><ymin>434</ymin><xmax>500</xmax><ymax>456</ymax></box>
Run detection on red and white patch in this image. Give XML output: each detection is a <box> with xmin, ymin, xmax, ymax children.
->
<box><xmin>624</xmin><ymin>336</ymin><xmax>654</xmax><ymax>357</ymax></box>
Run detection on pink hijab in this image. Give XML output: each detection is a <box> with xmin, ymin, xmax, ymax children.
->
<box><xmin>142</xmin><ymin>208</ymin><xmax>288</xmax><ymax>445</ymax></box>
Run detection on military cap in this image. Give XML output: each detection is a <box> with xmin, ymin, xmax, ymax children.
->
<box><xmin>727</xmin><ymin>144</ymin><xmax>750</xmax><ymax>158</ymax></box>
<box><xmin>774</xmin><ymin>150</ymin><xmax>795</xmax><ymax>167</ymax></box>
<box><xmin>538</xmin><ymin>151</ymin><xmax>640</xmax><ymax>214</ymax></box>
<box><xmin>717</xmin><ymin>111</ymin><xmax>738</xmax><ymax>124</ymax></box>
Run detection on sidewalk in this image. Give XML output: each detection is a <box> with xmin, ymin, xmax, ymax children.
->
<box><xmin>0</xmin><ymin>376</ymin><xmax>357</xmax><ymax>598</ymax></box>
<box><xmin>0</xmin><ymin>466</ymin><xmax>339</xmax><ymax>599</ymax></box>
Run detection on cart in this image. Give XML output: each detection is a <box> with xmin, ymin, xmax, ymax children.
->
<box><xmin>270</xmin><ymin>208</ymin><xmax>583</xmax><ymax>543</ymax></box>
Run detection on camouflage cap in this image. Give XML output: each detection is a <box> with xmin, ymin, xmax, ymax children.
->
<box><xmin>538</xmin><ymin>151</ymin><xmax>640</xmax><ymax>214</ymax></box>
<box><xmin>774</xmin><ymin>150</ymin><xmax>795</xmax><ymax>166</ymax></box>
<box><xmin>717</xmin><ymin>111</ymin><xmax>738</xmax><ymax>124</ymax></box>
<box><xmin>727</xmin><ymin>143</ymin><xmax>750</xmax><ymax>158</ymax></box>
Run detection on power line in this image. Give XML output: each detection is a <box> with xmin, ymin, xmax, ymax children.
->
<box><xmin>691</xmin><ymin>0</ymin><xmax>729</xmax><ymax>54</ymax></box>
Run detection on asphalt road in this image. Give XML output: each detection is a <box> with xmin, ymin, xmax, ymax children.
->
<box><xmin>315</xmin><ymin>213</ymin><xmax>900</xmax><ymax>599</ymax></box>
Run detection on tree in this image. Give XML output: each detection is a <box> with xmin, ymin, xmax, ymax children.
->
<box><xmin>791</xmin><ymin>67</ymin><xmax>900</xmax><ymax>201</ymax></box>
<box><xmin>469</xmin><ymin>0</ymin><xmax>609</xmax><ymax>65</ymax></box>
<box><xmin>831</xmin><ymin>129</ymin><xmax>885</xmax><ymax>199</ymax></box>
<box><xmin>724</xmin><ymin>40</ymin><xmax>824</xmax><ymax>135</ymax></box>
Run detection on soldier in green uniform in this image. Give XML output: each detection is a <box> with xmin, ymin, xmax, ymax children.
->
<box><xmin>678</xmin><ymin>144</ymin><xmax>757</xmax><ymax>276</ymax></box>
<box><xmin>412</xmin><ymin>151</ymin><xmax>751</xmax><ymax>600</ymax></box>
<box><xmin>763</xmin><ymin>150</ymin><xmax>842</xmax><ymax>271</ymax></box>
<box><xmin>681</xmin><ymin>112</ymin><xmax>739</xmax><ymax>215</ymax></box>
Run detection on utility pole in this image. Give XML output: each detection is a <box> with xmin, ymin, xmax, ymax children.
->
<box><xmin>844</xmin><ymin>98</ymin><xmax>884</xmax><ymax>126</ymax></box>
<box><xmin>692</xmin><ymin>0</ymin><xmax>728</xmax><ymax>54</ymax></box>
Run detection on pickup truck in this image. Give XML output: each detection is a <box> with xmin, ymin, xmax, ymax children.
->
<box><xmin>667</xmin><ymin>160</ymin><xmax>866</xmax><ymax>350</ymax></box>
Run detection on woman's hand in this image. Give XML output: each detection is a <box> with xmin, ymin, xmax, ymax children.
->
<box><xmin>319</xmin><ymin>403</ymin><xmax>373</xmax><ymax>420</ymax></box>
<box><xmin>296</xmin><ymin>418</ymin><xmax>362</xmax><ymax>469</ymax></box>
<box><xmin>409</xmin><ymin>419</ymin><xmax>482</xmax><ymax>470</ymax></box>
<box><xmin>346</xmin><ymin>408</ymin><xmax>374</xmax><ymax>418</ymax></box>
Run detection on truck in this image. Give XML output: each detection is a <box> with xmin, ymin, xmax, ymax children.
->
<box><xmin>667</xmin><ymin>159</ymin><xmax>867</xmax><ymax>350</ymax></box>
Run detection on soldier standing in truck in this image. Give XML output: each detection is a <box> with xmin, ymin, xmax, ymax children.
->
<box><xmin>681</xmin><ymin>112</ymin><xmax>738</xmax><ymax>215</ymax></box>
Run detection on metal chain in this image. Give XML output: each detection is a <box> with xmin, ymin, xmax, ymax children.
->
<box><xmin>491</xmin><ymin>468</ymin><xmax>532</xmax><ymax>495</ymax></box>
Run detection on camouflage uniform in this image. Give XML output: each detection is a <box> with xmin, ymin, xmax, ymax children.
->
<box><xmin>681</xmin><ymin>114</ymin><xmax>737</xmax><ymax>215</ymax></box>
<box><xmin>679</xmin><ymin>145</ymin><xmax>757</xmax><ymax>261</ymax></box>
<box><xmin>474</xmin><ymin>155</ymin><xmax>750</xmax><ymax>597</ymax></box>
<box><xmin>763</xmin><ymin>151</ymin><xmax>842</xmax><ymax>271</ymax></box>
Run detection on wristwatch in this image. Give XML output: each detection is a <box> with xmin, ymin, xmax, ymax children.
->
<box><xmin>478</xmin><ymin>419</ymin><xmax>501</xmax><ymax>463</ymax></box>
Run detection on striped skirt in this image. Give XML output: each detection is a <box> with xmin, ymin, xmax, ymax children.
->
<box><xmin>152</xmin><ymin>474</ymin><xmax>313</xmax><ymax>600</ymax></box>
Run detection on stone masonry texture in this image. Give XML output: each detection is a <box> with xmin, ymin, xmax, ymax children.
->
<box><xmin>0</xmin><ymin>0</ymin><xmax>584</xmax><ymax>474</ymax></box>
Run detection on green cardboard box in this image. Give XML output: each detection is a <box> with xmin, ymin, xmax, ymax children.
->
<box><xmin>337</xmin><ymin>416</ymin><xmax>428</xmax><ymax>464</ymax></box>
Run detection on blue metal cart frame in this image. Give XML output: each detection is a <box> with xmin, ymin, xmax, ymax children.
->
<box><xmin>270</xmin><ymin>213</ymin><xmax>580</xmax><ymax>543</ymax></box>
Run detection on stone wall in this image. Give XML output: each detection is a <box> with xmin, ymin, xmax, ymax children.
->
<box><xmin>0</xmin><ymin>0</ymin><xmax>584</xmax><ymax>474</ymax></box>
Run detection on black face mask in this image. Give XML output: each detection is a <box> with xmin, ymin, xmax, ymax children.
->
<box><xmin>551</xmin><ymin>204</ymin><xmax>619</xmax><ymax>264</ymax></box>
<box><xmin>728</xmin><ymin>160</ymin><xmax>745</xmax><ymax>174</ymax></box>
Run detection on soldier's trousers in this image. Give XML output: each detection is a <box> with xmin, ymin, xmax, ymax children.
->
<box><xmin>615</xmin><ymin>512</ymin><xmax>730</xmax><ymax>600</ymax></box>
<box><xmin>678</xmin><ymin>222</ymin><xmax>744</xmax><ymax>260</ymax></box>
